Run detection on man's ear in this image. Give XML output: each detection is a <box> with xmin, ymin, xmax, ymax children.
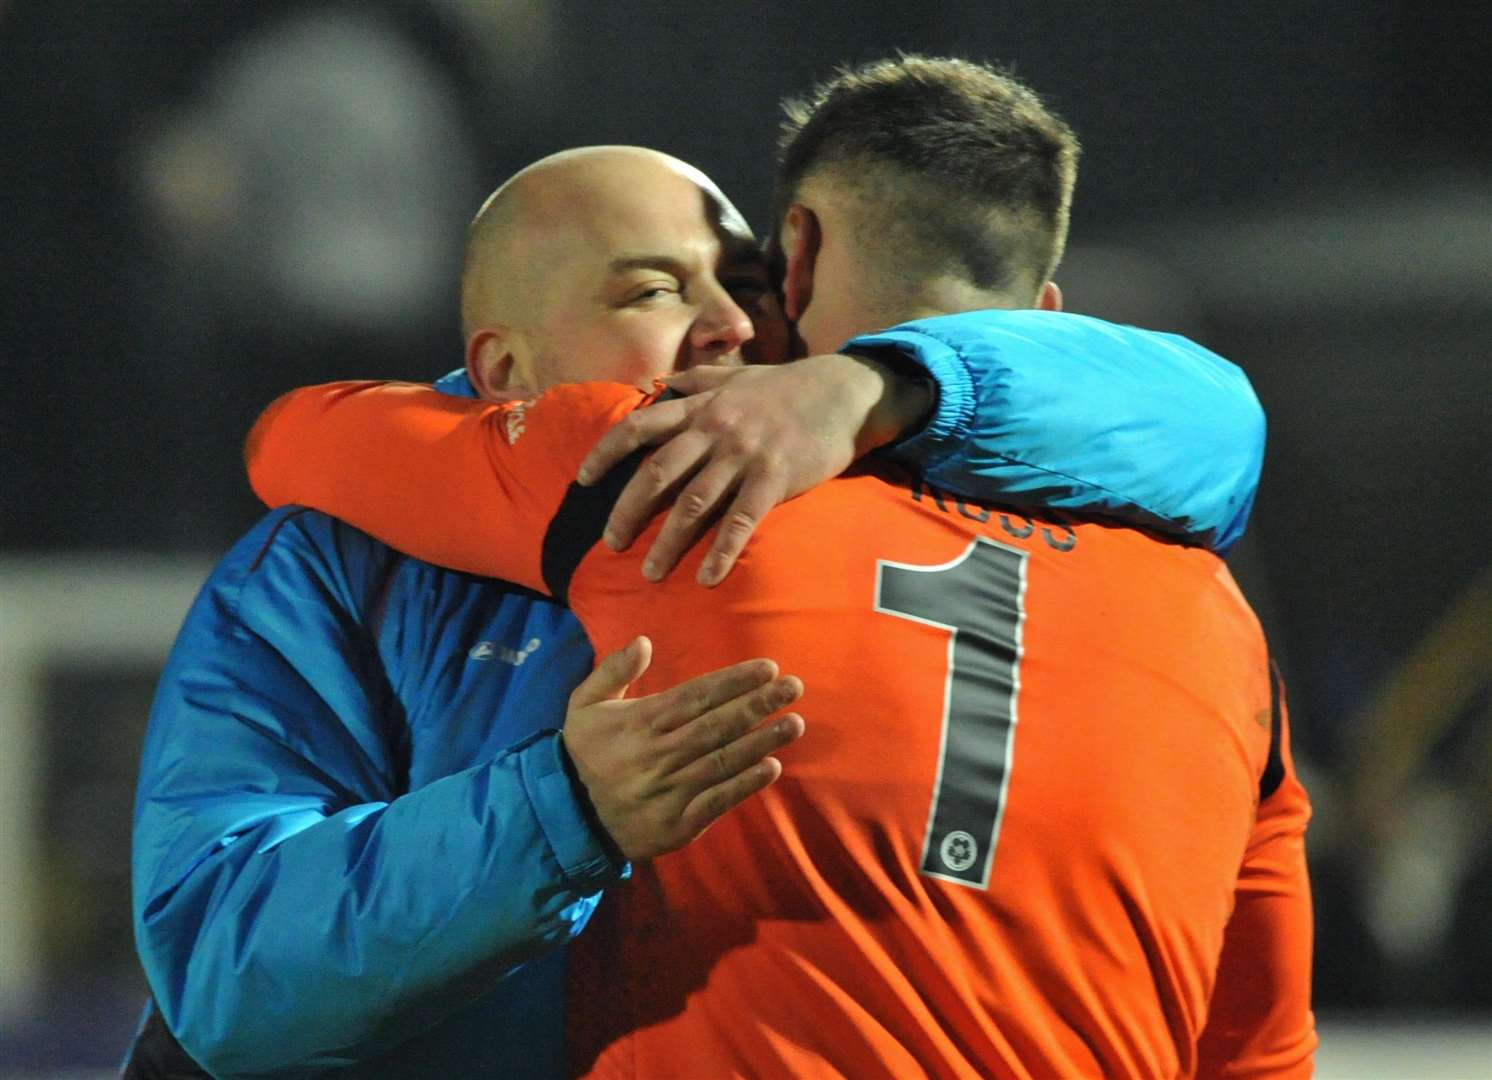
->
<box><xmin>1036</xmin><ymin>280</ymin><xmax>1063</xmax><ymax>312</ymax></box>
<box><xmin>465</xmin><ymin>328</ymin><xmax>516</xmax><ymax>400</ymax></box>
<box><xmin>780</xmin><ymin>204</ymin><xmax>821</xmax><ymax>323</ymax></box>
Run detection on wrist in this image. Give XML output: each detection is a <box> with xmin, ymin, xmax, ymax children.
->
<box><xmin>841</xmin><ymin>351</ymin><xmax>937</xmax><ymax>456</ymax></box>
<box><xmin>557</xmin><ymin>731</ymin><xmax>629</xmax><ymax>867</ymax></box>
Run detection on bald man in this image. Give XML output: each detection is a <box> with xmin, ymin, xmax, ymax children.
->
<box><xmin>127</xmin><ymin>147</ymin><xmax>810</xmax><ymax>1079</ymax></box>
<box><xmin>130</xmin><ymin>143</ymin><xmax>1265</xmax><ymax>1076</ymax></box>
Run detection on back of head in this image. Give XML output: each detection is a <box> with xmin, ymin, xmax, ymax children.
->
<box><xmin>774</xmin><ymin>55</ymin><xmax>1078</xmax><ymax>309</ymax></box>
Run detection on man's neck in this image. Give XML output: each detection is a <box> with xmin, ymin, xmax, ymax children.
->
<box><xmin>899</xmin><ymin>278</ymin><xmax>1026</xmax><ymax>324</ymax></box>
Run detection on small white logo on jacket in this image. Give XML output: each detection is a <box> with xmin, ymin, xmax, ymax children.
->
<box><xmin>469</xmin><ymin>638</ymin><xmax>542</xmax><ymax>666</ymax></box>
<box><xmin>504</xmin><ymin>403</ymin><xmax>528</xmax><ymax>445</ymax></box>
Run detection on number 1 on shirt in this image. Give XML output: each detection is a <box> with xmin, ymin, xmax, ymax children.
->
<box><xmin>875</xmin><ymin>537</ymin><xmax>1029</xmax><ymax>889</ymax></box>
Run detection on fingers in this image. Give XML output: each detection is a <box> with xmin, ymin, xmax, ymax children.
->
<box><xmin>644</xmin><ymin>657</ymin><xmax>781</xmax><ymax>734</ymax></box>
<box><xmin>694</xmin><ymin>471</ymin><xmax>788</xmax><ymax>587</ymax></box>
<box><xmin>577</xmin><ymin>396</ymin><xmax>703</xmax><ymax>487</ymax></box>
<box><xmin>665</xmin><ymin>674</ymin><xmax>804</xmax><ymax>768</ymax></box>
<box><xmin>564</xmin><ymin>646</ymin><xmax>804</xmax><ymax>861</ymax></box>
<box><xmin>705</xmin><ymin>713</ymin><xmax>805</xmax><ymax>786</ymax></box>
<box><xmin>640</xmin><ymin>456</ymin><xmax>745</xmax><ymax>582</ymax></box>
<box><xmin>568</xmin><ymin>636</ymin><xmax>652</xmax><ymax>709</ymax></box>
<box><xmin>675</xmin><ymin>723</ymin><xmax>802</xmax><ymax>840</ymax></box>
<box><xmin>676</xmin><ymin>758</ymin><xmax>781</xmax><ymax>848</ymax></box>
<box><xmin>601</xmin><ymin>428</ymin><xmax>713</xmax><ymax>554</ymax></box>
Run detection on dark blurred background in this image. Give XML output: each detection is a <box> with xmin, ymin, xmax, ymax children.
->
<box><xmin>2</xmin><ymin>1</ymin><xmax>1489</xmax><ymax>1074</ymax></box>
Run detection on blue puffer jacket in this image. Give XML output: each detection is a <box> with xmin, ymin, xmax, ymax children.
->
<box><xmin>131</xmin><ymin>311</ymin><xmax>1264</xmax><ymax>1077</ymax></box>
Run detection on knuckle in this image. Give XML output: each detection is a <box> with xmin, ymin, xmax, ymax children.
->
<box><xmin>639</xmin><ymin>454</ymin><xmax>671</xmax><ymax>492</ymax></box>
<box><xmin>710</xmin><ymin>746</ymin><xmax>732</xmax><ymax>783</ymax></box>
<box><xmin>702</xmin><ymin>406</ymin><xmax>741</xmax><ymax>437</ymax></box>
<box><xmin>721</xmin><ymin>511</ymin><xmax>758</xmax><ymax>539</ymax></box>
<box><xmin>690</xmin><ymin>710</ymin><xmax>722</xmax><ymax>748</ymax></box>
<box><xmin>722</xmin><ymin>426</ymin><xmax>760</xmax><ymax>456</ymax></box>
<box><xmin>675</xmin><ymin>489</ymin><xmax>712</xmax><ymax>521</ymax></box>
<box><xmin>653</xmin><ymin>690</ymin><xmax>682</xmax><ymax>727</ymax></box>
<box><xmin>754</xmin><ymin>452</ymin><xmax>788</xmax><ymax>479</ymax></box>
<box><xmin>759</xmin><ymin>680</ymin><xmax>790</xmax><ymax>711</ymax></box>
<box><xmin>686</xmin><ymin>682</ymin><xmax>712</xmax><ymax>718</ymax></box>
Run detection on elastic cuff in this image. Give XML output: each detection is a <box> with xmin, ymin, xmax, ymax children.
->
<box><xmin>841</xmin><ymin>329</ymin><xmax>976</xmax><ymax>468</ymax></box>
<box><xmin>516</xmin><ymin>732</ymin><xmax>626</xmax><ymax>888</ymax></box>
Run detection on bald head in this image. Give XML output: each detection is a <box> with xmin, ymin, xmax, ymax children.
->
<box><xmin>460</xmin><ymin>146</ymin><xmax>750</xmax><ymax>338</ymax></box>
<box><xmin>458</xmin><ymin>146</ymin><xmax>785</xmax><ymax>396</ymax></box>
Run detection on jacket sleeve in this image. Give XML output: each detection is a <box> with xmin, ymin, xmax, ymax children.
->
<box><xmin>847</xmin><ymin>310</ymin><xmax>1265</xmax><ymax>553</ymax></box>
<box><xmin>1194</xmin><ymin>668</ymin><xmax>1317</xmax><ymax>1077</ymax></box>
<box><xmin>132</xmin><ymin>510</ymin><xmax>619</xmax><ymax>1076</ymax></box>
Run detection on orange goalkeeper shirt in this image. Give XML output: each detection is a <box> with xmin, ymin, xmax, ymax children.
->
<box><xmin>249</xmin><ymin>381</ymin><xmax>1315</xmax><ymax>1079</ymax></box>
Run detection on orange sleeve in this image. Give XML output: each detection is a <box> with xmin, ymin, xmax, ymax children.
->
<box><xmin>245</xmin><ymin>380</ymin><xmax>645</xmax><ymax>593</ymax></box>
<box><xmin>1195</xmin><ymin>672</ymin><xmax>1317</xmax><ymax>1078</ymax></box>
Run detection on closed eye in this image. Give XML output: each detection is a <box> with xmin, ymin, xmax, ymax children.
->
<box><xmin>625</xmin><ymin>284</ymin><xmax>679</xmax><ymax>305</ymax></box>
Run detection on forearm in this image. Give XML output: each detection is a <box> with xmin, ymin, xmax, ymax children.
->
<box><xmin>840</xmin><ymin>352</ymin><xmax>937</xmax><ymax>457</ymax></box>
<box><xmin>247</xmin><ymin>380</ymin><xmax>640</xmax><ymax>584</ymax></box>
<box><xmin>1196</xmin><ymin>674</ymin><xmax>1316</xmax><ymax>1078</ymax></box>
<box><xmin>1194</xmin><ymin>823</ymin><xmax>1315</xmax><ymax>1076</ymax></box>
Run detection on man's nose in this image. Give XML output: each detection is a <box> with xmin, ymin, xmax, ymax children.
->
<box><xmin>690</xmin><ymin>287</ymin><xmax>755</xmax><ymax>358</ymax></box>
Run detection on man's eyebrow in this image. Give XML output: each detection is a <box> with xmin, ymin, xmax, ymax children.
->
<box><xmin>608</xmin><ymin>255</ymin><xmax>688</xmax><ymax>275</ymax></box>
<box><xmin>607</xmin><ymin>247</ymin><xmax>767</xmax><ymax>279</ymax></box>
